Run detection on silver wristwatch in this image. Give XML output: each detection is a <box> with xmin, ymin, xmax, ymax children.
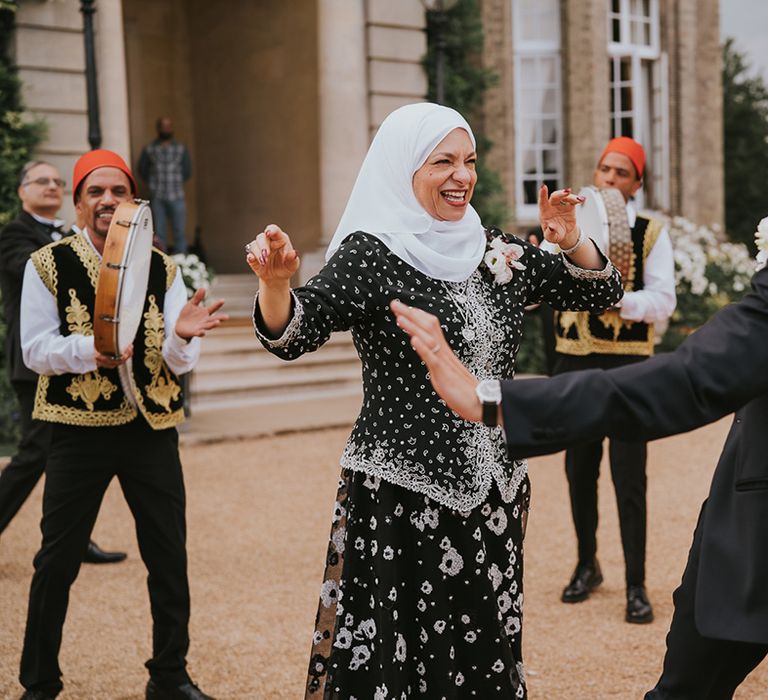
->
<box><xmin>475</xmin><ymin>379</ymin><xmax>501</xmax><ymax>427</ymax></box>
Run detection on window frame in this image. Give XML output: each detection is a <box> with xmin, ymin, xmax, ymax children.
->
<box><xmin>512</xmin><ymin>0</ymin><xmax>564</xmax><ymax>222</ymax></box>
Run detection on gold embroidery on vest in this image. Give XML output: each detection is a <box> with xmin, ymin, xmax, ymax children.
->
<box><xmin>143</xmin><ymin>295</ymin><xmax>181</xmax><ymax>411</ymax></box>
<box><xmin>598</xmin><ymin>309</ymin><xmax>635</xmax><ymax>341</ymax></box>
<box><xmin>70</xmin><ymin>233</ymin><xmax>101</xmax><ymax>289</ymax></box>
<box><xmin>160</xmin><ymin>251</ymin><xmax>177</xmax><ymax>290</ymax></box>
<box><xmin>30</xmin><ymin>245</ymin><xmax>58</xmax><ymax>296</ymax></box>
<box><xmin>65</xmin><ymin>289</ymin><xmax>93</xmax><ymax>335</ymax></box>
<box><xmin>66</xmin><ymin>371</ymin><xmax>118</xmax><ymax>411</ymax></box>
<box><xmin>643</xmin><ymin>218</ymin><xmax>663</xmax><ymax>261</ymax></box>
<box><xmin>34</xmin><ymin>375</ymin><xmax>137</xmax><ymax>426</ymax></box>
<box><xmin>558</xmin><ymin>311</ymin><xmax>580</xmax><ymax>337</ymax></box>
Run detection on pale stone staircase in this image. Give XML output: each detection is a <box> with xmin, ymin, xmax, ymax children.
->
<box><xmin>185</xmin><ymin>275</ymin><xmax>363</xmax><ymax>442</ymax></box>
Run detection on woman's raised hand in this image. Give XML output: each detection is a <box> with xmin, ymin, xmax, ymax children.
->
<box><xmin>246</xmin><ymin>224</ymin><xmax>301</xmax><ymax>284</ymax></box>
<box><xmin>538</xmin><ymin>184</ymin><xmax>584</xmax><ymax>248</ymax></box>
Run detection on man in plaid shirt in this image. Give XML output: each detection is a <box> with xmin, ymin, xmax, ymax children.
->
<box><xmin>138</xmin><ymin>117</ymin><xmax>191</xmax><ymax>253</ymax></box>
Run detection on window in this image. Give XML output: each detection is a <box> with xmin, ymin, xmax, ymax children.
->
<box><xmin>513</xmin><ymin>0</ymin><xmax>563</xmax><ymax>221</ymax></box>
<box><xmin>608</xmin><ymin>0</ymin><xmax>669</xmax><ymax>210</ymax></box>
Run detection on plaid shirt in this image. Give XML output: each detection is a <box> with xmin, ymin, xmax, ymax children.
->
<box><xmin>137</xmin><ymin>140</ymin><xmax>191</xmax><ymax>200</ymax></box>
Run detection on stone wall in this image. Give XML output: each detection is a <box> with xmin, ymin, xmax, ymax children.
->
<box><xmin>14</xmin><ymin>0</ymin><xmax>130</xmax><ymax>224</ymax></box>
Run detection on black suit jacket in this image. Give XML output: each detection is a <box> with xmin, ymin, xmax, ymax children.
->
<box><xmin>500</xmin><ymin>266</ymin><xmax>768</xmax><ymax>644</ymax></box>
<box><xmin>0</xmin><ymin>211</ymin><xmax>60</xmax><ymax>383</ymax></box>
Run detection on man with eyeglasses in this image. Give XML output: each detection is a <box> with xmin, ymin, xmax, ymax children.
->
<box><xmin>0</xmin><ymin>160</ymin><xmax>127</xmax><ymax>565</ymax></box>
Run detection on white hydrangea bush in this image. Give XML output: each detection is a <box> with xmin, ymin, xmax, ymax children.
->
<box><xmin>648</xmin><ymin>213</ymin><xmax>754</xmax><ymax>350</ymax></box>
<box><xmin>171</xmin><ymin>253</ymin><xmax>213</xmax><ymax>300</ymax></box>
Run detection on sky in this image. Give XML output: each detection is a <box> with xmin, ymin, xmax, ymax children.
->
<box><xmin>720</xmin><ymin>0</ymin><xmax>768</xmax><ymax>84</ymax></box>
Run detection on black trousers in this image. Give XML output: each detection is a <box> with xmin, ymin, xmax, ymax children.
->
<box><xmin>645</xmin><ymin>502</ymin><xmax>768</xmax><ymax>699</ymax></box>
<box><xmin>20</xmin><ymin>419</ymin><xmax>191</xmax><ymax>696</ymax></box>
<box><xmin>0</xmin><ymin>380</ymin><xmax>51</xmax><ymax>534</ymax></box>
<box><xmin>554</xmin><ymin>353</ymin><xmax>648</xmax><ymax>587</ymax></box>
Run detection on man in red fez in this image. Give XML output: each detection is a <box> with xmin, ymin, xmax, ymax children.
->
<box><xmin>16</xmin><ymin>149</ymin><xmax>226</xmax><ymax>700</ymax></box>
<box><xmin>551</xmin><ymin>136</ymin><xmax>677</xmax><ymax>624</ymax></box>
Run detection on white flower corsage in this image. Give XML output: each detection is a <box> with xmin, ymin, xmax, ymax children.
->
<box><xmin>483</xmin><ymin>236</ymin><xmax>526</xmax><ymax>285</ymax></box>
<box><xmin>755</xmin><ymin>217</ymin><xmax>768</xmax><ymax>271</ymax></box>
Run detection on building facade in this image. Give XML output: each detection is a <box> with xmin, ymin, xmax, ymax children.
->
<box><xmin>11</xmin><ymin>0</ymin><xmax>722</xmax><ymax>274</ymax></box>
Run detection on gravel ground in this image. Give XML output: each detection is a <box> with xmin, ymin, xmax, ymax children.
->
<box><xmin>1</xmin><ymin>419</ymin><xmax>767</xmax><ymax>699</ymax></box>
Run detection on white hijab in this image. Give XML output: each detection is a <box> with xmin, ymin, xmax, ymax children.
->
<box><xmin>325</xmin><ymin>103</ymin><xmax>486</xmax><ymax>282</ymax></box>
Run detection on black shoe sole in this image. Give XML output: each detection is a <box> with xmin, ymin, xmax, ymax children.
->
<box><xmin>561</xmin><ymin>574</ymin><xmax>604</xmax><ymax>603</ymax></box>
<box><xmin>626</xmin><ymin>611</ymin><xmax>654</xmax><ymax>624</ymax></box>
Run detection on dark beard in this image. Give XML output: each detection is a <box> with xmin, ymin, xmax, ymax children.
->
<box><xmin>158</xmin><ymin>132</ymin><xmax>173</xmax><ymax>141</ymax></box>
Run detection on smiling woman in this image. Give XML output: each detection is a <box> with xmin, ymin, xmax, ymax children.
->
<box><xmin>244</xmin><ymin>102</ymin><xmax>623</xmax><ymax>699</ymax></box>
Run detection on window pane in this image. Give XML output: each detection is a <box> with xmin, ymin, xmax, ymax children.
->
<box><xmin>541</xmin><ymin>119</ymin><xmax>558</xmax><ymax>144</ymax></box>
<box><xmin>537</xmin><ymin>57</ymin><xmax>556</xmax><ymax>84</ymax></box>
<box><xmin>631</xmin><ymin>19</ymin><xmax>643</xmax><ymax>45</ymax></box>
<box><xmin>620</xmin><ymin>59</ymin><xmax>632</xmax><ymax>82</ymax></box>
<box><xmin>523</xmin><ymin>179</ymin><xmax>538</xmax><ymax>205</ymax></box>
<box><xmin>541</xmin><ymin>88</ymin><xmax>556</xmax><ymax>113</ymax></box>
<box><xmin>643</xmin><ymin>22</ymin><xmax>652</xmax><ymax>46</ymax></box>
<box><xmin>631</xmin><ymin>0</ymin><xmax>643</xmax><ymax>16</ymax></box>
<box><xmin>519</xmin><ymin>118</ymin><xmax>538</xmax><ymax>146</ymax></box>
<box><xmin>612</xmin><ymin>0</ymin><xmax>620</xmax><ymax>13</ymax></box>
<box><xmin>543</xmin><ymin>178</ymin><xmax>559</xmax><ymax>196</ymax></box>
<box><xmin>643</xmin><ymin>0</ymin><xmax>651</xmax><ymax>18</ymax></box>
<box><xmin>520</xmin><ymin>57</ymin><xmax>536</xmax><ymax>81</ymax></box>
<box><xmin>542</xmin><ymin>149</ymin><xmax>558</xmax><ymax>174</ymax></box>
<box><xmin>522</xmin><ymin>150</ymin><xmax>538</xmax><ymax>175</ymax></box>
<box><xmin>620</xmin><ymin>86</ymin><xmax>633</xmax><ymax>111</ymax></box>
<box><xmin>621</xmin><ymin>116</ymin><xmax>634</xmax><ymax>135</ymax></box>
<box><xmin>612</xmin><ymin>18</ymin><xmax>621</xmax><ymax>42</ymax></box>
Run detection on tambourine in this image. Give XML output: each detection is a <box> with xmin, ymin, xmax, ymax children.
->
<box><xmin>575</xmin><ymin>186</ymin><xmax>633</xmax><ymax>282</ymax></box>
<box><xmin>94</xmin><ymin>200</ymin><xmax>154</xmax><ymax>359</ymax></box>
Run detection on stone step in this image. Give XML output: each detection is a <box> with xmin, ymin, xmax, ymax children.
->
<box><xmin>195</xmin><ymin>345</ymin><xmax>359</xmax><ymax>374</ymax></box>
<box><xmin>199</xmin><ymin>326</ymin><xmax>355</xmax><ymax>355</ymax></box>
<box><xmin>210</xmin><ymin>274</ymin><xmax>257</xmax><ymax>319</ymax></box>
<box><xmin>191</xmin><ymin>364</ymin><xmax>362</xmax><ymax>398</ymax></box>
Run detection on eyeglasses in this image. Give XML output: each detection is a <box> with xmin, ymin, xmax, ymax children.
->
<box><xmin>22</xmin><ymin>177</ymin><xmax>66</xmax><ymax>188</ymax></box>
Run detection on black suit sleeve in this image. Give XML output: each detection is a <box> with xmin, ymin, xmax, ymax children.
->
<box><xmin>501</xmin><ymin>267</ymin><xmax>768</xmax><ymax>458</ymax></box>
<box><xmin>0</xmin><ymin>223</ymin><xmax>42</xmax><ymax>282</ymax></box>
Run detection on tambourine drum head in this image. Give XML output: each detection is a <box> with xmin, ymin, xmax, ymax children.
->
<box><xmin>116</xmin><ymin>206</ymin><xmax>153</xmax><ymax>352</ymax></box>
<box><xmin>575</xmin><ymin>186</ymin><xmax>609</xmax><ymax>253</ymax></box>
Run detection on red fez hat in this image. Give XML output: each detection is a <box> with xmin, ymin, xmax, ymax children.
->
<box><xmin>599</xmin><ymin>136</ymin><xmax>645</xmax><ymax>178</ymax></box>
<box><xmin>72</xmin><ymin>149</ymin><xmax>136</xmax><ymax>202</ymax></box>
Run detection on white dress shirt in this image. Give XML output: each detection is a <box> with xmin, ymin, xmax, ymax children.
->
<box><xmin>20</xmin><ymin>229</ymin><xmax>200</xmax><ymax>403</ymax></box>
<box><xmin>543</xmin><ymin>200</ymin><xmax>676</xmax><ymax>324</ymax></box>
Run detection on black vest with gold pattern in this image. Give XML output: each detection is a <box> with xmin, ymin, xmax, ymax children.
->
<box><xmin>29</xmin><ymin>234</ymin><xmax>185</xmax><ymax>429</ymax></box>
<box><xmin>554</xmin><ymin>214</ymin><xmax>663</xmax><ymax>357</ymax></box>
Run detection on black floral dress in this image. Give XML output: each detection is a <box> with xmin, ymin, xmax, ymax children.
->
<box><xmin>254</xmin><ymin>231</ymin><xmax>622</xmax><ymax>699</ymax></box>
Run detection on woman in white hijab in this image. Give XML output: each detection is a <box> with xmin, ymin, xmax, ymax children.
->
<box><xmin>247</xmin><ymin>103</ymin><xmax>621</xmax><ymax>698</ymax></box>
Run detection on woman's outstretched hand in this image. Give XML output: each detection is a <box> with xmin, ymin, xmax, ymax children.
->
<box><xmin>538</xmin><ymin>184</ymin><xmax>584</xmax><ymax>248</ymax></box>
<box><xmin>246</xmin><ymin>224</ymin><xmax>300</xmax><ymax>284</ymax></box>
<box><xmin>390</xmin><ymin>300</ymin><xmax>483</xmax><ymax>423</ymax></box>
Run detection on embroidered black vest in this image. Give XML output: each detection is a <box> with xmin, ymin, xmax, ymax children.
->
<box><xmin>554</xmin><ymin>215</ymin><xmax>664</xmax><ymax>357</ymax></box>
<box><xmin>30</xmin><ymin>234</ymin><xmax>185</xmax><ymax>429</ymax></box>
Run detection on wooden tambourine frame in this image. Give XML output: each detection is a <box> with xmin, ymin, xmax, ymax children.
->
<box><xmin>94</xmin><ymin>199</ymin><xmax>154</xmax><ymax>359</ymax></box>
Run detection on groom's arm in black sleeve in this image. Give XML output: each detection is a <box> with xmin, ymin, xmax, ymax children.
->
<box><xmin>501</xmin><ymin>267</ymin><xmax>768</xmax><ymax>459</ymax></box>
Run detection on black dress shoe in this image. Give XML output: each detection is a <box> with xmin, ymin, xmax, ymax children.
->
<box><xmin>561</xmin><ymin>559</ymin><xmax>604</xmax><ymax>603</ymax></box>
<box><xmin>83</xmin><ymin>540</ymin><xmax>127</xmax><ymax>564</ymax></box>
<box><xmin>626</xmin><ymin>585</ymin><xmax>654</xmax><ymax>624</ymax></box>
<box><xmin>19</xmin><ymin>691</ymin><xmax>57</xmax><ymax>699</ymax></box>
<box><xmin>146</xmin><ymin>679</ymin><xmax>215</xmax><ymax>700</ymax></box>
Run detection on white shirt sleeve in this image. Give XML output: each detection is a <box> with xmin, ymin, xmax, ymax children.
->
<box><xmin>162</xmin><ymin>268</ymin><xmax>201</xmax><ymax>375</ymax></box>
<box><xmin>21</xmin><ymin>261</ymin><xmax>201</xmax><ymax>377</ymax></box>
<box><xmin>618</xmin><ymin>227</ymin><xmax>677</xmax><ymax>323</ymax></box>
<box><xmin>20</xmin><ymin>259</ymin><xmax>98</xmax><ymax>375</ymax></box>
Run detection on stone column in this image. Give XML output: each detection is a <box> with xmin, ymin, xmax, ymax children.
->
<box><xmin>562</xmin><ymin>0</ymin><xmax>610</xmax><ymax>188</ymax></box>
<box><xmin>318</xmin><ymin>0</ymin><xmax>369</xmax><ymax>244</ymax></box>
<box><xmin>94</xmin><ymin>0</ymin><xmax>131</xmax><ymax>159</ymax></box>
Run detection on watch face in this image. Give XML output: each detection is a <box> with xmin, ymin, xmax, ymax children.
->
<box><xmin>477</xmin><ymin>380</ymin><xmax>501</xmax><ymax>404</ymax></box>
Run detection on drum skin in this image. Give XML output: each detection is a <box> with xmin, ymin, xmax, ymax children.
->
<box><xmin>94</xmin><ymin>200</ymin><xmax>154</xmax><ymax>358</ymax></box>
